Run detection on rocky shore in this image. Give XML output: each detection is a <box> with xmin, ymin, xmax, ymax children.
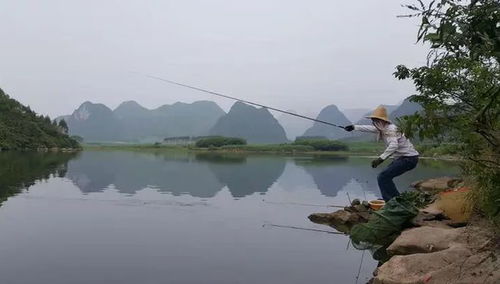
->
<box><xmin>309</xmin><ymin>177</ymin><xmax>499</xmax><ymax>284</ymax></box>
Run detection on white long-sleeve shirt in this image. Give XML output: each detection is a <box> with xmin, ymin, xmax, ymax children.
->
<box><xmin>354</xmin><ymin>124</ymin><xmax>419</xmax><ymax>160</ymax></box>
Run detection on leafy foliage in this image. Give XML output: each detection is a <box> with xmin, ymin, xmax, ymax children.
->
<box><xmin>0</xmin><ymin>88</ymin><xmax>80</xmax><ymax>150</ymax></box>
<box><xmin>58</xmin><ymin>119</ymin><xmax>69</xmax><ymax>134</ymax></box>
<box><xmin>395</xmin><ymin>0</ymin><xmax>500</xmax><ymax>221</ymax></box>
<box><xmin>195</xmin><ymin>136</ymin><xmax>247</xmax><ymax>148</ymax></box>
<box><xmin>293</xmin><ymin>138</ymin><xmax>349</xmax><ymax>151</ymax></box>
<box><xmin>399</xmin><ymin>191</ymin><xmax>435</xmax><ymax>209</ymax></box>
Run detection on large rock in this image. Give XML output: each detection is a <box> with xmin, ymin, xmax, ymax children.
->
<box><xmin>308</xmin><ymin>210</ymin><xmax>360</xmax><ymax>224</ymax></box>
<box><xmin>375</xmin><ymin>221</ymin><xmax>499</xmax><ymax>284</ymax></box>
<box><xmin>374</xmin><ymin>245</ymin><xmax>472</xmax><ymax>284</ymax></box>
<box><xmin>411</xmin><ymin>177</ymin><xmax>462</xmax><ymax>193</ymax></box>
<box><xmin>308</xmin><ymin>210</ymin><xmax>366</xmax><ymax>233</ymax></box>
<box><xmin>411</xmin><ymin>208</ymin><xmax>452</xmax><ymax>228</ymax></box>
<box><xmin>375</xmin><ymin>245</ymin><xmax>500</xmax><ymax>284</ymax></box>
<box><xmin>387</xmin><ymin>227</ymin><xmax>464</xmax><ymax>255</ymax></box>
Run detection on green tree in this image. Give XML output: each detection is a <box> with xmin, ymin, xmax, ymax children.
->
<box><xmin>0</xmin><ymin>88</ymin><xmax>79</xmax><ymax>150</ymax></box>
<box><xmin>58</xmin><ymin>119</ymin><xmax>69</xmax><ymax>134</ymax></box>
<box><xmin>394</xmin><ymin>0</ymin><xmax>499</xmax><ymax>222</ymax></box>
<box><xmin>70</xmin><ymin>135</ymin><xmax>84</xmax><ymax>143</ymax></box>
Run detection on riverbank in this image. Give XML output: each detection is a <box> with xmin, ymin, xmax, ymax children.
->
<box><xmin>82</xmin><ymin>142</ymin><xmax>459</xmax><ymax>160</ymax></box>
<box><xmin>309</xmin><ymin>177</ymin><xmax>499</xmax><ymax>283</ymax></box>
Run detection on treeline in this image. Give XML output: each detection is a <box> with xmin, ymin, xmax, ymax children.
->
<box><xmin>0</xmin><ymin>88</ymin><xmax>79</xmax><ymax>150</ymax></box>
<box><xmin>194</xmin><ymin>136</ymin><xmax>349</xmax><ymax>152</ymax></box>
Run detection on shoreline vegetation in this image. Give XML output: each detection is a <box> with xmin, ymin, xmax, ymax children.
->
<box><xmin>0</xmin><ymin>88</ymin><xmax>80</xmax><ymax>151</ymax></box>
<box><xmin>80</xmin><ymin>141</ymin><xmax>460</xmax><ymax>160</ymax></box>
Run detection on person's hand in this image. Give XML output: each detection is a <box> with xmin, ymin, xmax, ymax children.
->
<box><xmin>344</xmin><ymin>125</ymin><xmax>355</xmax><ymax>132</ymax></box>
<box><xmin>371</xmin><ymin>157</ymin><xmax>384</xmax><ymax>168</ymax></box>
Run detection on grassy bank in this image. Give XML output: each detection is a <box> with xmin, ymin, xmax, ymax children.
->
<box><xmin>83</xmin><ymin>141</ymin><xmax>459</xmax><ymax>159</ymax></box>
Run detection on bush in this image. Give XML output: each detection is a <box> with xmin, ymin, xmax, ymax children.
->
<box><xmin>395</xmin><ymin>0</ymin><xmax>500</xmax><ymax>223</ymax></box>
<box><xmin>195</xmin><ymin>136</ymin><xmax>247</xmax><ymax>148</ymax></box>
<box><xmin>293</xmin><ymin>139</ymin><xmax>349</xmax><ymax>151</ymax></box>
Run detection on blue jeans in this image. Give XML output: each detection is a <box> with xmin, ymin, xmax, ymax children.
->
<box><xmin>377</xmin><ymin>156</ymin><xmax>419</xmax><ymax>201</ymax></box>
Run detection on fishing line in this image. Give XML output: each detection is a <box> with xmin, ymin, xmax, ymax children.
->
<box><xmin>263</xmin><ymin>200</ymin><xmax>346</xmax><ymax>208</ymax></box>
<box><xmin>355</xmin><ymin>250</ymin><xmax>366</xmax><ymax>284</ymax></box>
<box><xmin>145</xmin><ymin>74</ymin><xmax>346</xmax><ymax>129</ymax></box>
<box><xmin>263</xmin><ymin>223</ymin><xmax>344</xmax><ymax>235</ymax></box>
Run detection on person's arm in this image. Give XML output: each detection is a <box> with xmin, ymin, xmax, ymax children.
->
<box><xmin>354</xmin><ymin>125</ymin><xmax>378</xmax><ymax>133</ymax></box>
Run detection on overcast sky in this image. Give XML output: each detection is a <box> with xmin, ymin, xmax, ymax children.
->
<box><xmin>0</xmin><ymin>0</ymin><xmax>428</xmax><ymax>118</ymax></box>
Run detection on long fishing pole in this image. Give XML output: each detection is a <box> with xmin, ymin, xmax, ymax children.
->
<box><xmin>263</xmin><ymin>224</ymin><xmax>344</xmax><ymax>235</ymax></box>
<box><xmin>263</xmin><ymin>200</ymin><xmax>346</xmax><ymax>208</ymax></box>
<box><xmin>145</xmin><ymin>75</ymin><xmax>346</xmax><ymax>129</ymax></box>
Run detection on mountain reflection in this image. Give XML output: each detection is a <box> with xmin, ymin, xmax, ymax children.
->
<box><xmin>199</xmin><ymin>154</ymin><xmax>286</xmax><ymax>198</ymax></box>
<box><xmin>0</xmin><ymin>152</ymin><xmax>77</xmax><ymax>206</ymax></box>
<box><xmin>66</xmin><ymin>151</ymin><xmax>224</xmax><ymax>197</ymax></box>
<box><xmin>65</xmin><ymin>151</ymin><xmax>286</xmax><ymax>198</ymax></box>
<box><xmin>0</xmin><ymin>151</ymin><xmax>461</xmax><ymax>202</ymax></box>
<box><xmin>295</xmin><ymin>156</ymin><xmax>460</xmax><ymax>197</ymax></box>
<box><xmin>294</xmin><ymin>156</ymin><xmax>354</xmax><ymax>197</ymax></box>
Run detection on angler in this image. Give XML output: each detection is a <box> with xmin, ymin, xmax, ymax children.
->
<box><xmin>344</xmin><ymin>106</ymin><xmax>419</xmax><ymax>201</ymax></box>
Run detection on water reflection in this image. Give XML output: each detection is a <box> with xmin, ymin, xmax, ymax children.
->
<box><xmin>65</xmin><ymin>152</ymin><xmax>287</xmax><ymax>198</ymax></box>
<box><xmin>200</xmin><ymin>154</ymin><xmax>286</xmax><ymax>197</ymax></box>
<box><xmin>63</xmin><ymin>151</ymin><xmax>460</xmax><ymax>199</ymax></box>
<box><xmin>0</xmin><ymin>152</ymin><xmax>77</xmax><ymax>205</ymax></box>
<box><xmin>66</xmin><ymin>151</ymin><xmax>224</xmax><ymax>197</ymax></box>
<box><xmin>295</xmin><ymin>156</ymin><xmax>353</xmax><ymax>196</ymax></box>
<box><xmin>1</xmin><ymin>151</ymin><xmax>460</xmax><ymax>201</ymax></box>
<box><xmin>296</xmin><ymin>156</ymin><xmax>460</xmax><ymax>197</ymax></box>
<box><xmin>0</xmin><ymin>151</ymin><xmax>462</xmax><ymax>284</ymax></box>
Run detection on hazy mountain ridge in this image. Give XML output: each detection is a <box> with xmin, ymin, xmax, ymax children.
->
<box><xmin>276</xmin><ymin>110</ymin><xmax>314</xmax><ymax>140</ymax></box>
<box><xmin>61</xmin><ymin>100</ymin><xmax>226</xmax><ymax>142</ymax></box>
<box><xmin>59</xmin><ymin>98</ymin><xmax>421</xmax><ymax>143</ymax></box>
<box><xmin>210</xmin><ymin>102</ymin><xmax>288</xmax><ymax>144</ymax></box>
<box><xmin>302</xmin><ymin>105</ymin><xmax>352</xmax><ymax>140</ymax></box>
<box><xmin>342</xmin><ymin>108</ymin><xmax>371</xmax><ymax>123</ymax></box>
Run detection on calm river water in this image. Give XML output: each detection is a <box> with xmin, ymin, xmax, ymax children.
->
<box><xmin>0</xmin><ymin>150</ymin><xmax>458</xmax><ymax>284</ymax></box>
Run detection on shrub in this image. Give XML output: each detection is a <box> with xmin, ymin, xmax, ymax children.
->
<box><xmin>195</xmin><ymin>136</ymin><xmax>247</xmax><ymax>148</ymax></box>
<box><xmin>395</xmin><ymin>0</ymin><xmax>500</xmax><ymax>223</ymax></box>
<box><xmin>293</xmin><ymin>139</ymin><xmax>348</xmax><ymax>151</ymax></box>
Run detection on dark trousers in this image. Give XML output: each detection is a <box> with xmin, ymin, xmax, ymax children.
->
<box><xmin>377</xmin><ymin>156</ymin><xmax>419</xmax><ymax>201</ymax></box>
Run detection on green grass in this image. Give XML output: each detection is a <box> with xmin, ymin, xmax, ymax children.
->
<box><xmin>83</xmin><ymin>142</ymin><xmax>374</xmax><ymax>156</ymax></box>
<box><xmin>82</xmin><ymin>141</ymin><xmax>459</xmax><ymax>159</ymax></box>
<box><xmin>345</xmin><ymin>141</ymin><xmax>385</xmax><ymax>154</ymax></box>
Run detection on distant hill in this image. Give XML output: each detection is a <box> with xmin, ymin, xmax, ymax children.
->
<box><xmin>210</xmin><ymin>102</ymin><xmax>288</xmax><ymax>144</ymax></box>
<box><xmin>276</xmin><ymin>110</ymin><xmax>313</xmax><ymax>141</ymax></box>
<box><xmin>342</xmin><ymin>108</ymin><xmax>371</xmax><ymax>123</ymax></box>
<box><xmin>60</xmin><ymin>100</ymin><xmax>225</xmax><ymax>142</ymax></box>
<box><xmin>151</xmin><ymin>101</ymin><xmax>226</xmax><ymax>139</ymax></box>
<box><xmin>64</xmin><ymin>102</ymin><xmax>123</xmax><ymax>142</ymax></box>
<box><xmin>389</xmin><ymin>98</ymin><xmax>422</xmax><ymax>121</ymax></box>
<box><xmin>0</xmin><ymin>88</ymin><xmax>79</xmax><ymax>150</ymax></box>
<box><xmin>302</xmin><ymin>105</ymin><xmax>351</xmax><ymax>140</ymax></box>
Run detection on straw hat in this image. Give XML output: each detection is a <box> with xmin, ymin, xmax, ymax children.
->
<box><xmin>366</xmin><ymin>106</ymin><xmax>391</xmax><ymax>122</ymax></box>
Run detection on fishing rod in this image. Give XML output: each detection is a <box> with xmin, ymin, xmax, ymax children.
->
<box><xmin>263</xmin><ymin>200</ymin><xmax>346</xmax><ymax>208</ymax></box>
<box><xmin>263</xmin><ymin>223</ymin><xmax>344</xmax><ymax>235</ymax></box>
<box><xmin>145</xmin><ymin>75</ymin><xmax>346</xmax><ymax>129</ymax></box>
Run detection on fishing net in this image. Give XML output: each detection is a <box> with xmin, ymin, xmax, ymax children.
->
<box><xmin>350</xmin><ymin>196</ymin><xmax>419</xmax><ymax>247</ymax></box>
